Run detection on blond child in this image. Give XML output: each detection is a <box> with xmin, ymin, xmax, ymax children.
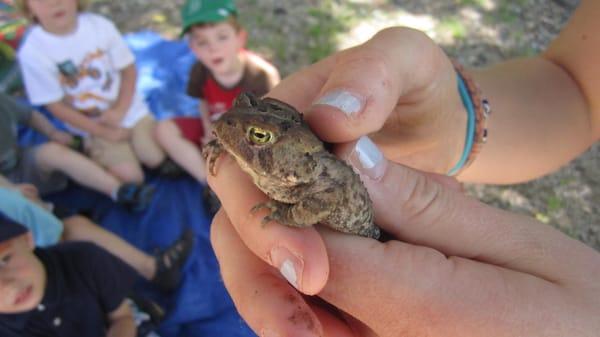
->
<box><xmin>154</xmin><ymin>0</ymin><xmax>280</xmax><ymax>182</ymax></box>
<box><xmin>0</xmin><ymin>92</ymin><xmax>155</xmax><ymax>210</ymax></box>
<box><xmin>15</xmin><ymin>0</ymin><xmax>171</xmax><ymax>188</ymax></box>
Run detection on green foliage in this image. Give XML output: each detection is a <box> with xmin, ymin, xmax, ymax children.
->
<box><xmin>438</xmin><ymin>17</ymin><xmax>467</xmax><ymax>40</ymax></box>
<box><xmin>304</xmin><ymin>4</ymin><xmax>353</xmax><ymax>63</ymax></box>
<box><xmin>456</xmin><ymin>0</ymin><xmax>489</xmax><ymax>7</ymax></box>
<box><xmin>546</xmin><ymin>195</ymin><xmax>563</xmax><ymax>213</ymax></box>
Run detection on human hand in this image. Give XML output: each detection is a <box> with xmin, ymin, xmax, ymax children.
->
<box><xmin>16</xmin><ymin>183</ymin><xmax>40</xmax><ymax>201</ymax></box>
<box><xmin>100</xmin><ymin>126</ymin><xmax>131</xmax><ymax>143</ymax></box>
<box><xmin>208</xmin><ymin>137</ymin><xmax>600</xmax><ymax>337</ymax></box>
<box><xmin>48</xmin><ymin>130</ymin><xmax>73</xmax><ymax>145</ymax></box>
<box><xmin>99</xmin><ymin>107</ymin><xmax>125</xmax><ymax>128</ymax></box>
<box><xmin>201</xmin><ymin>134</ymin><xmax>214</xmax><ymax>147</ymax></box>
<box><xmin>266</xmin><ymin>26</ymin><xmax>467</xmax><ymax>175</ymax></box>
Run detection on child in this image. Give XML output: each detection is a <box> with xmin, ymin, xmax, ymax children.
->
<box><xmin>0</xmin><ymin>92</ymin><xmax>154</xmax><ymax>211</ymax></box>
<box><xmin>154</xmin><ymin>0</ymin><xmax>280</xmax><ymax>182</ymax></box>
<box><xmin>15</xmin><ymin>0</ymin><xmax>172</xmax><ymax>189</ymax></box>
<box><xmin>0</xmin><ymin>213</ymin><xmax>140</xmax><ymax>337</ymax></box>
<box><xmin>0</xmin><ymin>184</ymin><xmax>195</xmax><ymax>291</ymax></box>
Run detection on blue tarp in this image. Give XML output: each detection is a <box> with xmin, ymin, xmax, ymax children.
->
<box><xmin>21</xmin><ymin>31</ymin><xmax>256</xmax><ymax>337</ymax></box>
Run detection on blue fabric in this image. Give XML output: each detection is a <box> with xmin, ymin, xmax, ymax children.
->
<box><xmin>18</xmin><ymin>31</ymin><xmax>255</xmax><ymax>337</ymax></box>
<box><xmin>0</xmin><ymin>187</ymin><xmax>63</xmax><ymax>247</ymax></box>
<box><xmin>125</xmin><ymin>31</ymin><xmax>200</xmax><ymax>120</ymax></box>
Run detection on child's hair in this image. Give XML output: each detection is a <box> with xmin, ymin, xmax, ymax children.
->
<box><xmin>188</xmin><ymin>15</ymin><xmax>243</xmax><ymax>34</ymax></box>
<box><xmin>13</xmin><ymin>0</ymin><xmax>90</xmax><ymax>22</ymax></box>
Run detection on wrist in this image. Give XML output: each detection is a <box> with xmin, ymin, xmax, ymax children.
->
<box><xmin>446</xmin><ymin>96</ymin><xmax>468</xmax><ymax>174</ymax></box>
<box><xmin>447</xmin><ymin>61</ymin><xmax>491</xmax><ymax>176</ymax></box>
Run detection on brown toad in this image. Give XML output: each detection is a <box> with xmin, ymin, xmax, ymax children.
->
<box><xmin>204</xmin><ymin>93</ymin><xmax>380</xmax><ymax>239</ymax></box>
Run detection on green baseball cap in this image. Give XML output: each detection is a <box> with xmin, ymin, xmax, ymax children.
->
<box><xmin>181</xmin><ymin>0</ymin><xmax>238</xmax><ymax>35</ymax></box>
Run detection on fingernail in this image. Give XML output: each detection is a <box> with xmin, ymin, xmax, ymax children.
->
<box><xmin>269</xmin><ymin>246</ymin><xmax>304</xmax><ymax>291</ymax></box>
<box><xmin>314</xmin><ymin>90</ymin><xmax>364</xmax><ymax>116</ymax></box>
<box><xmin>348</xmin><ymin>136</ymin><xmax>387</xmax><ymax>181</ymax></box>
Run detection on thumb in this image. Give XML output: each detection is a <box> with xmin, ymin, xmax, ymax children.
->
<box><xmin>303</xmin><ymin>27</ymin><xmax>446</xmax><ymax>143</ymax></box>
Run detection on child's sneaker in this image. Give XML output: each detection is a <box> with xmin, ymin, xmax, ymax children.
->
<box><xmin>116</xmin><ymin>183</ymin><xmax>155</xmax><ymax>212</ymax></box>
<box><xmin>151</xmin><ymin>229</ymin><xmax>195</xmax><ymax>292</ymax></box>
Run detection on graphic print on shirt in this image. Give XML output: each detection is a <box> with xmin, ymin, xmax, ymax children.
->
<box><xmin>57</xmin><ymin>49</ymin><xmax>114</xmax><ymax>118</ymax></box>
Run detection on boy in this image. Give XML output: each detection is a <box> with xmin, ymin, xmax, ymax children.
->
<box><xmin>0</xmin><ymin>184</ymin><xmax>195</xmax><ymax>291</ymax></box>
<box><xmin>0</xmin><ymin>92</ymin><xmax>154</xmax><ymax>211</ymax></box>
<box><xmin>15</xmin><ymin>0</ymin><xmax>173</xmax><ymax>189</ymax></box>
<box><xmin>154</xmin><ymin>0</ymin><xmax>280</xmax><ymax>183</ymax></box>
<box><xmin>0</xmin><ymin>213</ymin><xmax>139</xmax><ymax>337</ymax></box>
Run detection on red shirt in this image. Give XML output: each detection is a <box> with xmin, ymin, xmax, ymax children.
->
<box><xmin>201</xmin><ymin>75</ymin><xmax>242</xmax><ymax>121</ymax></box>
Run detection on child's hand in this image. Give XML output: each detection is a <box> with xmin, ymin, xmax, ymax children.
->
<box><xmin>201</xmin><ymin>134</ymin><xmax>215</xmax><ymax>146</ymax></box>
<box><xmin>100</xmin><ymin>127</ymin><xmax>131</xmax><ymax>142</ymax></box>
<box><xmin>49</xmin><ymin>130</ymin><xmax>73</xmax><ymax>145</ymax></box>
<box><xmin>99</xmin><ymin>107</ymin><xmax>125</xmax><ymax>127</ymax></box>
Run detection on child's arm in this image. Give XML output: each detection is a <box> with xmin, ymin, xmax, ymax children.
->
<box><xmin>99</xmin><ymin>64</ymin><xmax>137</xmax><ymax>127</ymax></box>
<box><xmin>106</xmin><ymin>299</ymin><xmax>136</xmax><ymax>337</ymax></box>
<box><xmin>200</xmin><ymin>101</ymin><xmax>213</xmax><ymax>145</ymax></box>
<box><xmin>27</xmin><ymin>110</ymin><xmax>73</xmax><ymax>145</ymax></box>
<box><xmin>46</xmin><ymin>101</ymin><xmax>130</xmax><ymax>142</ymax></box>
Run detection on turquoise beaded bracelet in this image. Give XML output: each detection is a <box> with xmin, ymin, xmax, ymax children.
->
<box><xmin>447</xmin><ymin>61</ymin><xmax>490</xmax><ymax>176</ymax></box>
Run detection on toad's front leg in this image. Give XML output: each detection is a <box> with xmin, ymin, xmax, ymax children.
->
<box><xmin>202</xmin><ymin>139</ymin><xmax>225</xmax><ymax>176</ymax></box>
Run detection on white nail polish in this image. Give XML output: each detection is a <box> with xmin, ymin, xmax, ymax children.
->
<box><xmin>279</xmin><ymin>259</ymin><xmax>298</xmax><ymax>289</ymax></box>
<box><xmin>314</xmin><ymin>90</ymin><xmax>363</xmax><ymax>115</ymax></box>
<box><xmin>269</xmin><ymin>246</ymin><xmax>303</xmax><ymax>291</ymax></box>
<box><xmin>350</xmin><ymin>136</ymin><xmax>387</xmax><ymax>180</ymax></box>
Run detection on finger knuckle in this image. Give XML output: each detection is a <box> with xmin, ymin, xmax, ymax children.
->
<box><xmin>397</xmin><ymin>172</ymin><xmax>449</xmax><ymax>226</ymax></box>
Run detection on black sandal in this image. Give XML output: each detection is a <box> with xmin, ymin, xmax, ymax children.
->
<box><xmin>151</xmin><ymin>229</ymin><xmax>195</xmax><ymax>292</ymax></box>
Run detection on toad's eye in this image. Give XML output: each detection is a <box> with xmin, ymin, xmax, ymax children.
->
<box><xmin>247</xmin><ymin>127</ymin><xmax>274</xmax><ymax>145</ymax></box>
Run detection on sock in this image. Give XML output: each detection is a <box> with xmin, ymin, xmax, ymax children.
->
<box><xmin>111</xmin><ymin>186</ymin><xmax>120</xmax><ymax>201</ymax></box>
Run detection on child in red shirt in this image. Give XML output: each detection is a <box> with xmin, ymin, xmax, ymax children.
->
<box><xmin>154</xmin><ymin>0</ymin><xmax>280</xmax><ymax>183</ymax></box>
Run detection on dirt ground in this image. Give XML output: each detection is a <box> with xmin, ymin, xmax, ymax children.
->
<box><xmin>89</xmin><ymin>0</ymin><xmax>598</xmax><ymax>250</ymax></box>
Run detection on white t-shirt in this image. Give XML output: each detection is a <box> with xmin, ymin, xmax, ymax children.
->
<box><xmin>18</xmin><ymin>13</ymin><xmax>149</xmax><ymax>134</ymax></box>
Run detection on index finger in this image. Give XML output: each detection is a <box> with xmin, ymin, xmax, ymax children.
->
<box><xmin>207</xmin><ymin>154</ymin><xmax>330</xmax><ymax>295</ymax></box>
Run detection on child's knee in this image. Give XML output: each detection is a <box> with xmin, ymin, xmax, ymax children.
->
<box><xmin>34</xmin><ymin>142</ymin><xmax>75</xmax><ymax>169</ymax></box>
<box><xmin>108</xmin><ymin>163</ymin><xmax>144</xmax><ymax>184</ymax></box>
<box><xmin>36</xmin><ymin>142</ymin><xmax>67</xmax><ymax>159</ymax></box>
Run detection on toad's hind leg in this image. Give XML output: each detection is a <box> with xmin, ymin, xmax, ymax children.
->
<box><xmin>251</xmin><ymin>196</ymin><xmax>331</xmax><ymax>228</ymax></box>
<box><xmin>202</xmin><ymin>139</ymin><xmax>225</xmax><ymax>175</ymax></box>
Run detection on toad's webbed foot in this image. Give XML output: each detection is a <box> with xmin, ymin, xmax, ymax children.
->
<box><xmin>251</xmin><ymin>200</ymin><xmax>313</xmax><ymax>228</ymax></box>
<box><xmin>202</xmin><ymin>140</ymin><xmax>225</xmax><ymax>176</ymax></box>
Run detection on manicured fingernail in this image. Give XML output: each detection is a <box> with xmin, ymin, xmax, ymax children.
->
<box><xmin>269</xmin><ymin>246</ymin><xmax>304</xmax><ymax>291</ymax></box>
<box><xmin>314</xmin><ymin>90</ymin><xmax>364</xmax><ymax>116</ymax></box>
<box><xmin>349</xmin><ymin>136</ymin><xmax>387</xmax><ymax>181</ymax></box>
